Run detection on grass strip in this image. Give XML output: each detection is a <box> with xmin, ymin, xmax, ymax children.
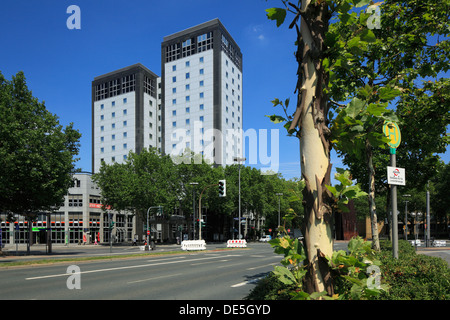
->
<box><xmin>0</xmin><ymin>247</ymin><xmax>245</xmax><ymax>268</ymax></box>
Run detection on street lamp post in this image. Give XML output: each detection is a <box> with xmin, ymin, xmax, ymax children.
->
<box><xmin>403</xmin><ymin>194</ymin><xmax>411</xmax><ymax>241</ymax></box>
<box><xmin>190</xmin><ymin>182</ymin><xmax>198</xmax><ymax>240</ymax></box>
<box><xmin>426</xmin><ymin>181</ymin><xmax>431</xmax><ymax>247</ymax></box>
<box><xmin>234</xmin><ymin>157</ymin><xmax>246</xmax><ymax>240</ymax></box>
<box><xmin>276</xmin><ymin>193</ymin><xmax>283</xmax><ymax>231</ymax></box>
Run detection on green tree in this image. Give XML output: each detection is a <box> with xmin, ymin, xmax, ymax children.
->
<box><xmin>94</xmin><ymin>148</ymin><xmax>182</xmax><ymax>241</ymax></box>
<box><xmin>328</xmin><ymin>0</ymin><xmax>449</xmax><ymax>251</ymax></box>
<box><xmin>430</xmin><ymin>161</ymin><xmax>450</xmax><ymax>235</ymax></box>
<box><xmin>331</xmin><ymin>98</ymin><xmax>397</xmax><ymax>251</ymax></box>
<box><xmin>265</xmin><ymin>0</ymin><xmax>449</xmax><ymax>296</ymax></box>
<box><xmin>395</xmin><ymin>79</ymin><xmax>450</xmax><ymax>189</ymax></box>
<box><xmin>173</xmin><ymin>152</ymin><xmax>219</xmax><ymax>238</ymax></box>
<box><xmin>0</xmin><ymin>71</ymin><xmax>81</xmax><ymax>254</ymax></box>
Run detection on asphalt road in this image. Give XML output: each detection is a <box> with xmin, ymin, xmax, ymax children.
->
<box><xmin>2</xmin><ymin>240</ymin><xmax>446</xmax><ymax>302</ymax></box>
<box><xmin>0</xmin><ymin>242</ymin><xmax>281</xmax><ymax>300</ymax></box>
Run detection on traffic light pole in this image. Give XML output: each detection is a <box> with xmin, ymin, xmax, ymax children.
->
<box><xmin>146</xmin><ymin>206</ymin><xmax>162</xmax><ymax>250</ymax></box>
<box><xmin>198</xmin><ymin>184</ymin><xmax>218</xmax><ymax>241</ymax></box>
<box><xmin>146</xmin><ymin>207</ymin><xmax>151</xmax><ymax>251</ymax></box>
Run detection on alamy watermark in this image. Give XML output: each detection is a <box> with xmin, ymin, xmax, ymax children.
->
<box><xmin>169</xmin><ymin>122</ymin><xmax>280</xmax><ymax>174</ymax></box>
<box><xmin>366</xmin><ymin>265</ymin><xmax>382</xmax><ymax>289</ymax></box>
<box><xmin>367</xmin><ymin>5</ymin><xmax>381</xmax><ymax>30</ymax></box>
<box><xmin>66</xmin><ymin>5</ymin><xmax>81</xmax><ymax>30</ymax></box>
<box><xmin>66</xmin><ymin>265</ymin><xmax>81</xmax><ymax>289</ymax></box>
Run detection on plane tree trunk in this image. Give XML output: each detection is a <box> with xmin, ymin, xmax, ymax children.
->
<box><xmin>288</xmin><ymin>0</ymin><xmax>334</xmax><ymax>295</ymax></box>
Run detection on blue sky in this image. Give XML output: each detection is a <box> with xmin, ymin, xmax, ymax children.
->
<box><xmin>0</xmin><ymin>0</ymin><xmax>448</xmax><ymax>182</ymax></box>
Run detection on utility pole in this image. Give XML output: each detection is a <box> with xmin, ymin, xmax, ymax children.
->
<box><xmin>190</xmin><ymin>182</ymin><xmax>198</xmax><ymax>240</ymax></box>
<box><xmin>403</xmin><ymin>194</ymin><xmax>411</xmax><ymax>241</ymax></box>
<box><xmin>276</xmin><ymin>193</ymin><xmax>283</xmax><ymax>231</ymax></box>
<box><xmin>234</xmin><ymin>157</ymin><xmax>246</xmax><ymax>240</ymax></box>
<box><xmin>426</xmin><ymin>181</ymin><xmax>431</xmax><ymax>247</ymax></box>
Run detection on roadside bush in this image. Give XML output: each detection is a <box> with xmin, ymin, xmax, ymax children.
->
<box><xmin>246</xmin><ymin>238</ymin><xmax>450</xmax><ymax>300</ymax></box>
<box><xmin>379</xmin><ymin>239</ymin><xmax>416</xmax><ymax>255</ymax></box>
<box><xmin>376</xmin><ymin>240</ymin><xmax>450</xmax><ymax>300</ymax></box>
<box><xmin>246</xmin><ymin>236</ymin><xmax>386</xmax><ymax>300</ymax></box>
<box><xmin>244</xmin><ymin>272</ymin><xmax>293</xmax><ymax>300</ymax></box>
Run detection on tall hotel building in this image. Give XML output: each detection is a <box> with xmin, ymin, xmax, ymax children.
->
<box><xmin>92</xmin><ymin>19</ymin><xmax>242</xmax><ymax>172</ymax></box>
<box><xmin>161</xmin><ymin>19</ymin><xmax>243</xmax><ymax>165</ymax></box>
<box><xmin>92</xmin><ymin>64</ymin><xmax>162</xmax><ymax>173</ymax></box>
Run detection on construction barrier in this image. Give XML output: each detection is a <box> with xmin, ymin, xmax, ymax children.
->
<box><xmin>181</xmin><ymin>240</ymin><xmax>206</xmax><ymax>251</ymax></box>
<box><xmin>433</xmin><ymin>240</ymin><xmax>447</xmax><ymax>247</ymax></box>
<box><xmin>139</xmin><ymin>242</ymin><xmax>155</xmax><ymax>251</ymax></box>
<box><xmin>227</xmin><ymin>239</ymin><xmax>247</xmax><ymax>248</ymax></box>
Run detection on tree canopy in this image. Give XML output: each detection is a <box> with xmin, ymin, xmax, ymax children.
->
<box><xmin>0</xmin><ymin>71</ymin><xmax>81</xmax><ymax>254</ymax></box>
<box><xmin>93</xmin><ymin>148</ymin><xmax>306</xmax><ymax>236</ymax></box>
<box><xmin>0</xmin><ymin>71</ymin><xmax>81</xmax><ymax>215</ymax></box>
<box><xmin>265</xmin><ymin>0</ymin><xmax>449</xmax><ymax>295</ymax></box>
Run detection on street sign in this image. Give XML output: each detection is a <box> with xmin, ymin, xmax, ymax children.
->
<box><xmin>383</xmin><ymin>121</ymin><xmax>401</xmax><ymax>149</ymax></box>
<box><xmin>387</xmin><ymin>166</ymin><xmax>406</xmax><ymax>186</ymax></box>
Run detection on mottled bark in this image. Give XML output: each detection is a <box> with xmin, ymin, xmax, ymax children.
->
<box><xmin>288</xmin><ymin>0</ymin><xmax>333</xmax><ymax>295</ymax></box>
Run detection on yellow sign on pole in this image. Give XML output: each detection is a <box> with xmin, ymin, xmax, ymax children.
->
<box><xmin>383</xmin><ymin>121</ymin><xmax>401</xmax><ymax>149</ymax></box>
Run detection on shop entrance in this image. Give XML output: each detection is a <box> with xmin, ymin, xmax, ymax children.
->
<box><xmin>31</xmin><ymin>228</ymin><xmax>47</xmax><ymax>244</ymax></box>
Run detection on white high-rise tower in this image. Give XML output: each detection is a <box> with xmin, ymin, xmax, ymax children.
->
<box><xmin>161</xmin><ymin>19</ymin><xmax>243</xmax><ymax>165</ymax></box>
<box><xmin>92</xmin><ymin>64</ymin><xmax>162</xmax><ymax>173</ymax></box>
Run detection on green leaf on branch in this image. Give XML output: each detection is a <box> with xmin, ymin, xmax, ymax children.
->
<box><xmin>273</xmin><ymin>266</ymin><xmax>296</xmax><ymax>285</ymax></box>
<box><xmin>378</xmin><ymin>86</ymin><xmax>402</xmax><ymax>100</ymax></box>
<box><xmin>366</xmin><ymin>103</ymin><xmax>389</xmax><ymax>116</ymax></box>
<box><xmin>347</xmin><ymin>97</ymin><xmax>366</xmax><ymax>117</ymax></box>
<box><xmin>353</xmin><ymin>0</ymin><xmax>371</xmax><ymax>8</ymax></box>
<box><xmin>271</xmin><ymin>98</ymin><xmax>281</xmax><ymax>106</ymax></box>
<box><xmin>266</xmin><ymin>8</ymin><xmax>286</xmax><ymax>27</ymax></box>
<box><xmin>325</xmin><ymin>185</ymin><xmax>338</xmax><ymax>197</ymax></box>
<box><xmin>265</xmin><ymin>114</ymin><xmax>287</xmax><ymax>124</ymax></box>
<box><xmin>360</xmin><ymin>29</ymin><xmax>377</xmax><ymax>43</ymax></box>
<box><xmin>358</xmin><ymin>84</ymin><xmax>373</xmax><ymax>98</ymax></box>
<box><xmin>367</xmin><ymin>131</ymin><xmax>390</xmax><ymax>148</ymax></box>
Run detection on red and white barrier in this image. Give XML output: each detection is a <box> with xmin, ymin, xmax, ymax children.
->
<box><xmin>227</xmin><ymin>239</ymin><xmax>247</xmax><ymax>248</ymax></box>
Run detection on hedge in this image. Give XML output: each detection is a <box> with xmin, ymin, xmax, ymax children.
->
<box><xmin>246</xmin><ymin>239</ymin><xmax>450</xmax><ymax>300</ymax></box>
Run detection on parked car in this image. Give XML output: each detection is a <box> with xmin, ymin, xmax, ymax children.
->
<box><xmin>259</xmin><ymin>235</ymin><xmax>272</xmax><ymax>242</ymax></box>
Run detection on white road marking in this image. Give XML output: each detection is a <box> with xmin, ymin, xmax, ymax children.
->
<box><xmin>246</xmin><ymin>262</ymin><xmax>277</xmax><ymax>270</ymax></box>
<box><xmin>127</xmin><ymin>273</ymin><xmax>182</xmax><ymax>284</ymax></box>
<box><xmin>231</xmin><ymin>277</ymin><xmax>265</xmax><ymax>288</ymax></box>
<box><xmin>25</xmin><ymin>255</ymin><xmax>228</xmax><ymax>280</ymax></box>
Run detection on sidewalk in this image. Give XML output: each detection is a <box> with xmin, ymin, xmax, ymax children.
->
<box><xmin>0</xmin><ymin>242</ymin><xmax>226</xmax><ymax>263</ymax></box>
<box><xmin>0</xmin><ymin>242</ymin><xmax>149</xmax><ymax>262</ymax></box>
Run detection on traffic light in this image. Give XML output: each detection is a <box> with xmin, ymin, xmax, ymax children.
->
<box><xmin>218</xmin><ymin>180</ymin><xmax>226</xmax><ymax>197</ymax></box>
<box><xmin>109</xmin><ymin>221</ymin><xmax>115</xmax><ymax>230</ymax></box>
